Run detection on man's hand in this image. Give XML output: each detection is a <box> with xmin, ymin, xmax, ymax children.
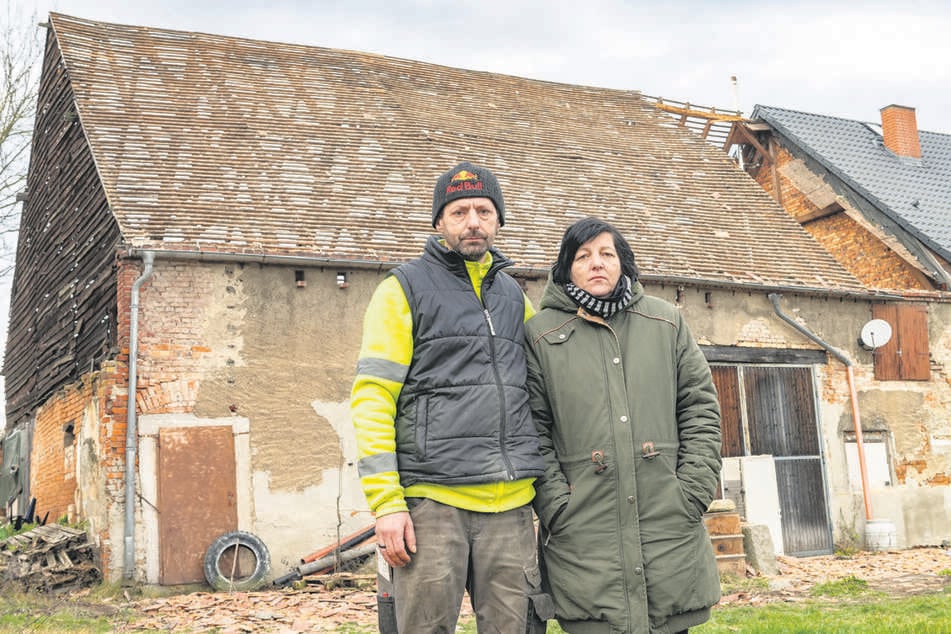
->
<box><xmin>375</xmin><ymin>511</ymin><xmax>417</xmax><ymax>567</ymax></box>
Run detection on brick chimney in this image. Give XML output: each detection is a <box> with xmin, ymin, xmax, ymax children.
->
<box><xmin>880</xmin><ymin>104</ymin><xmax>921</xmax><ymax>158</ymax></box>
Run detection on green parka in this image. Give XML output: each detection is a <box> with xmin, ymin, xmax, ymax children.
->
<box><xmin>525</xmin><ymin>277</ymin><xmax>722</xmax><ymax>634</ymax></box>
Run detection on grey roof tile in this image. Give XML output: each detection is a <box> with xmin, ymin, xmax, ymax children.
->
<box><xmin>47</xmin><ymin>13</ymin><xmax>863</xmax><ymax>293</ymax></box>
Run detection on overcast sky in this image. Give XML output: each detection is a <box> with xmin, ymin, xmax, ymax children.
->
<box><xmin>9</xmin><ymin>0</ymin><xmax>951</xmax><ymax>132</ymax></box>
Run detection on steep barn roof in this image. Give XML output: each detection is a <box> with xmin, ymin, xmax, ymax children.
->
<box><xmin>47</xmin><ymin>13</ymin><xmax>862</xmax><ymax>292</ymax></box>
<box><xmin>753</xmin><ymin>105</ymin><xmax>951</xmax><ymax>264</ymax></box>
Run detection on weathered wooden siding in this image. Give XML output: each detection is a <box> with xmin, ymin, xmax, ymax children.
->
<box><xmin>3</xmin><ymin>29</ymin><xmax>122</xmax><ymax>430</ymax></box>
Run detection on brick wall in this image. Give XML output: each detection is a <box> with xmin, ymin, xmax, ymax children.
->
<box><xmin>754</xmin><ymin>146</ymin><xmax>930</xmax><ymax>290</ymax></box>
<box><xmin>129</xmin><ymin>260</ymin><xmax>228</xmax><ymax>415</ymax></box>
<box><xmin>29</xmin><ymin>360</ymin><xmax>126</xmax><ymax>572</ymax></box>
<box><xmin>31</xmin><ymin>382</ymin><xmax>84</xmax><ymax>523</ymax></box>
<box><xmin>809</xmin><ymin>213</ymin><xmax>928</xmax><ymax>289</ymax></box>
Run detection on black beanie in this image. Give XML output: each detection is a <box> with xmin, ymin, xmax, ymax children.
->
<box><xmin>431</xmin><ymin>161</ymin><xmax>505</xmax><ymax>227</ymax></box>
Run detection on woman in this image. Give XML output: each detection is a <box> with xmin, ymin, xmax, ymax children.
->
<box><xmin>525</xmin><ymin>217</ymin><xmax>722</xmax><ymax>634</ymax></box>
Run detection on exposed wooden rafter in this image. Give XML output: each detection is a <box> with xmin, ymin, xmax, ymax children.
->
<box><xmin>642</xmin><ymin>94</ymin><xmax>744</xmax><ymax>148</ymax></box>
<box><xmin>724</xmin><ymin>122</ymin><xmax>773</xmax><ymax>165</ymax></box>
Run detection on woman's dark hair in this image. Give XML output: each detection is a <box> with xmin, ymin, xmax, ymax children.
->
<box><xmin>551</xmin><ymin>217</ymin><xmax>639</xmax><ymax>284</ymax></box>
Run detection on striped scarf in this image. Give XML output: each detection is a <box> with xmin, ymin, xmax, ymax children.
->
<box><xmin>564</xmin><ymin>275</ymin><xmax>633</xmax><ymax>319</ymax></box>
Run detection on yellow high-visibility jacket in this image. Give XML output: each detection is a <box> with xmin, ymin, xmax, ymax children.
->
<box><xmin>351</xmin><ymin>239</ymin><xmax>537</xmax><ymax>517</ymax></box>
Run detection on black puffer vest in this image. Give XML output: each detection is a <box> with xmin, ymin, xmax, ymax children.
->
<box><xmin>390</xmin><ymin>236</ymin><xmax>543</xmax><ymax>487</ymax></box>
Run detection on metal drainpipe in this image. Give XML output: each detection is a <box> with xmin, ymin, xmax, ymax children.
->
<box><xmin>124</xmin><ymin>251</ymin><xmax>155</xmax><ymax>580</ymax></box>
<box><xmin>767</xmin><ymin>293</ymin><xmax>873</xmax><ymax>521</ymax></box>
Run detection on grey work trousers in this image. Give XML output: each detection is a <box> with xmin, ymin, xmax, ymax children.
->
<box><xmin>392</xmin><ymin>498</ymin><xmax>543</xmax><ymax>633</ymax></box>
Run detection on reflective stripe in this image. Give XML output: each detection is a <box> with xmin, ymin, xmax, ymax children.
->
<box><xmin>359</xmin><ymin>452</ymin><xmax>399</xmax><ymax>478</ymax></box>
<box><xmin>356</xmin><ymin>357</ymin><xmax>408</xmax><ymax>384</ymax></box>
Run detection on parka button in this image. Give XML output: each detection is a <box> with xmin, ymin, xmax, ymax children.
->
<box><xmin>627</xmin><ymin>496</ymin><xmax>635</xmax><ymax>504</ymax></box>
<box><xmin>613</xmin><ymin>357</ymin><xmax>620</xmax><ymax>364</ymax></box>
<box><xmin>634</xmin><ymin>567</ymin><xmax>643</xmax><ymax>575</ymax></box>
<box><xmin>619</xmin><ymin>415</ymin><xmax>628</xmax><ymax>423</ymax></box>
<box><xmin>559</xmin><ymin>333</ymin><xmax>566</xmax><ymax>339</ymax></box>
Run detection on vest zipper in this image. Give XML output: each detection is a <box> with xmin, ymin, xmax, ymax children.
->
<box><xmin>483</xmin><ymin>308</ymin><xmax>496</xmax><ymax>336</ymax></box>
<box><xmin>484</xmin><ymin>306</ymin><xmax>516</xmax><ymax>479</ymax></box>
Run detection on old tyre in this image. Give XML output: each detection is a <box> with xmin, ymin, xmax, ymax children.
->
<box><xmin>203</xmin><ymin>530</ymin><xmax>271</xmax><ymax>592</ymax></box>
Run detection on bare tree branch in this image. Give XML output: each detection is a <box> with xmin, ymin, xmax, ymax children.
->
<box><xmin>0</xmin><ymin>3</ymin><xmax>42</xmax><ymax>281</ymax></box>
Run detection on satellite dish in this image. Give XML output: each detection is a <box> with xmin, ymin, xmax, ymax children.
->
<box><xmin>859</xmin><ymin>319</ymin><xmax>893</xmax><ymax>350</ymax></box>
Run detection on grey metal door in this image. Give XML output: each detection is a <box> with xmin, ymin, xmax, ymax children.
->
<box><xmin>713</xmin><ymin>364</ymin><xmax>833</xmax><ymax>556</ymax></box>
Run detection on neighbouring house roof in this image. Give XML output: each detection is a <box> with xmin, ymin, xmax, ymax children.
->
<box><xmin>45</xmin><ymin>13</ymin><xmax>863</xmax><ymax>293</ymax></box>
<box><xmin>752</xmin><ymin>105</ymin><xmax>951</xmax><ymax>265</ymax></box>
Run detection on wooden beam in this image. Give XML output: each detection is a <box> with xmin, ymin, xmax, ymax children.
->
<box><xmin>702</xmin><ymin>345</ymin><xmax>828</xmax><ymax>364</ymax></box>
<box><xmin>797</xmin><ymin>202</ymin><xmax>845</xmax><ymax>224</ymax></box>
<box><xmin>653</xmin><ymin>101</ymin><xmax>744</xmax><ymax>122</ymax></box>
<box><xmin>769</xmin><ymin>137</ymin><xmax>783</xmax><ymax>207</ymax></box>
<box><xmin>725</xmin><ymin>122</ymin><xmax>773</xmax><ymax>164</ymax></box>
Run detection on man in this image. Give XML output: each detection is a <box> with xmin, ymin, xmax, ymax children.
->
<box><xmin>351</xmin><ymin>161</ymin><xmax>548</xmax><ymax>632</ymax></box>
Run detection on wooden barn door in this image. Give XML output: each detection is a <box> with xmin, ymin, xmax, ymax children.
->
<box><xmin>157</xmin><ymin>426</ymin><xmax>238</xmax><ymax>584</ymax></box>
<box><xmin>712</xmin><ymin>364</ymin><xmax>833</xmax><ymax>557</ymax></box>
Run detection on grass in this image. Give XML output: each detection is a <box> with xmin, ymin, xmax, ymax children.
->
<box><xmin>809</xmin><ymin>574</ymin><xmax>877</xmax><ymax>598</ymax></box>
<box><xmin>0</xmin><ymin>590</ymin><xmax>121</xmax><ymax>633</ymax></box>
<box><xmin>0</xmin><ymin>522</ymin><xmax>36</xmax><ymax>542</ymax></box>
<box><xmin>695</xmin><ymin>590</ymin><xmax>951</xmax><ymax>633</ymax></box>
<box><xmin>0</xmin><ymin>581</ymin><xmax>193</xmax><ymax>633</ymax></box>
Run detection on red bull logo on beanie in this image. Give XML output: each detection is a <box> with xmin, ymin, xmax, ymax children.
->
<box><xmin>450</xmin><ymin>170</ymin><xmax>479</xmax><ymax>183</ymax></box>
<box><xmin>446</xmin><ymin>169</ymin><xmax>483</xmax><ymax>195</ymax></box>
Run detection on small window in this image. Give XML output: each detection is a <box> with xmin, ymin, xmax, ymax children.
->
<box><xmin>63</xmin><ymin>423</ymin><xmax>76</xmax><ymax>448</ymax></box>
<box><xmin>871</xmin><ymin>303</ymin><xmax>930</xmax><ymax>380</ymax></box>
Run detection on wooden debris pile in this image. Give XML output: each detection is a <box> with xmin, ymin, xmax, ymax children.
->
<box><xmin>0</xmin><ymin>524</ymin><xmax>101</xmax><ymax>593</ymax></box>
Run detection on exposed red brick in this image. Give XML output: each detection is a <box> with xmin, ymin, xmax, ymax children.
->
<box><xmin>754</xmin><ymin>146</ymin><xmax>930</xmax><ymax>290</ymax></box>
